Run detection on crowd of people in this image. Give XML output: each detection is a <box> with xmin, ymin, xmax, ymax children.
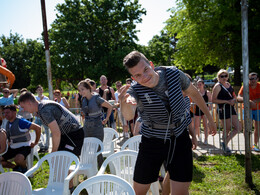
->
<box><xmin>0</xmin><ymin>51</ymin><xmax>259</xmax><ymax>194</ymax></box>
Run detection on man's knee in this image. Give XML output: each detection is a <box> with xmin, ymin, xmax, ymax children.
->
<box><xmin>14</xmin><ymin>154</ymin><xmax>26</xmax><ymax>164</ymax></box>
<box><xmin>133</xmin><ymin>181</ymin><xmax>151</xmax><ymax>195</ymax></box>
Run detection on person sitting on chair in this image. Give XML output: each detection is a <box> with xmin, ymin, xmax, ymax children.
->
<box><xmin>1</xmin><ymin>105</ymin><xmax>41</xmax><ymax>173</ymax></box>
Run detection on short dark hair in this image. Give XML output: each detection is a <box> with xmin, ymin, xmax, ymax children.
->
<box><xmin>20</xmin><ymin>88</ymin><xmax>28</xmax><ymax>93</ymax></box>
<box><xmin>123</xmin><ymin>51</ymin><xmax>150</xmax><ymax>69</ymax></box>
<box><xmin>3</xmin><ymin>104</ymin><xmax>17</xmax><ymax>112</ymax></box>
<box><xmin>35</xmin><ymin>85</ymin><xmax>42</xmax><ymax>91</ymax></box>
<box><xmin>18</xmin><ymin>91</ymin><xmax>37</xmax><ymax>104</ymax></box>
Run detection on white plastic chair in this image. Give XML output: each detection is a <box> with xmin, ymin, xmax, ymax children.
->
<box><xmin>102</xmin><ymin>127</ymin><xmax>119</xmax><ymax>158</ymax></box>
<box><xmin>120</xmin><ymin>136</ymin><xmax>160</xmax><ymax>195</ymax></box>
<box><xmin>27</xmin><ymin>131</ymin><xmax>45</xmax><ymax>170</ymax></box>
<box><xmin>97</xmin><ymin>150</ymin><xmax>138</xmax><ymax>183</ymax></box>
<box><xmin>72</xmin><ymin>174</ymin><xmax>135</xmax><ymax>195</ymax></box>
<box><xmin>0</xmin><ymin>171</ymin><xmax>32</xmax><ymax>195</ymax></box>
<box><xmin>70</xmin><ymin>137</ymin><xmax>104</xmax><ymax>185</ymax></box>
<box><xmin>24</xmin><ymin>151</ymin><xmax>80</xmax><ymax>195</ymax></box>
<box><xmin>121</xmin><ymin>135</ymin><xmax>142</xmax><ymax>151</ymax></box>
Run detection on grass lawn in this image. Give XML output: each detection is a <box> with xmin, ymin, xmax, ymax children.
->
<box><xmin>26</xmin><ymin>153</ymin><xmax>260</xmax><ymax>194</ymax></box>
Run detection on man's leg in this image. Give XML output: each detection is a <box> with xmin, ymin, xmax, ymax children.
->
<box><xmin>133</xmin><ymin>181</ymin><xmax>151</xmax><ymax>195</ymax></box>
<box><xmin>43</xmin><ymin>124</ymin><xmax>50</xmax><ymax>150</ymax></box>
<box><xmin>14</xmin><ymin>154</ymin><xmax>27</xmax><ymax>168</ymax></box>
<box><xmin>170</xmin><ymin>180</ymin><xmax>190</xmax><ymax>195</ymax></box>
<box><xmin>254</xmin><ymin>120</ymin><xmax>259</xmax><ymax>146</ymax></box>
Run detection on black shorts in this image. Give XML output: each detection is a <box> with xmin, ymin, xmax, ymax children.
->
<box><xmin>134</xmin><ymin>130</ymin><xmax>193</xmax><ymax>184</ymax></box>
<box><xmin>195</xmin><ymin>106</ymin><xmax>204</xmax><ymax>116</ymax></box>
<box><xmin>190</xmin><ymin>111</ymin><xmax>194</xmax><ymax>118</ymax></box>
<box><xmin>218</xmin><ymin>105</ymin><xmax>237</xmax><ymax>119</ymax></box>
<box><xmin>58</xmin><ymin>128</ymin><xmax>84</xmax><ymax>157</ymax></box>
<box><xmin>2</xmin><ymin>146</ymin><xmax>31</xmax><ymax>161</ymax></box>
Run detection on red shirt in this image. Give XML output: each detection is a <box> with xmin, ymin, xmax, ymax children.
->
<box><xmin>238</xmin><ymin>82</ymin><xmax>260</xmax><ymax>110</ymax></box>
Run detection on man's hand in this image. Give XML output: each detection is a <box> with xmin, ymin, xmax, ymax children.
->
<box><xmin>30</xmin><ymin>142</ymin><xmax>37</xmax><ymax>148</ymax></box>
<box><xmin>191</xmin><ymin>135</ymin><xmax>198</xmax><ymax>150</ymax></box>
<box><xmin>119</xmin><ymin>85</ymin><xmax>137</xmax><ymax>105</ymax></box>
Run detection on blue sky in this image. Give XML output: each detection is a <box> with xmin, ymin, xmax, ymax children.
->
<box><xmin>1</xmin><ymin>0</ymin><xmax>176</xmax><ymax>46</ymax></box>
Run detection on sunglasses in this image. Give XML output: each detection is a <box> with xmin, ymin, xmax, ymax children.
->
<box><xmin>3</xmin><ymin>91</ymin><xmax>10</xmax><ymax>93</ymax></box>
<box><xmin>249</xmin><ymin>77</ymin><xmax>257</xmax><ymax>81</ymax></box>
<box><xmin>220</xmin><ymin>75</ymin><xmax>228</xmax><ymax>78</ymax></box>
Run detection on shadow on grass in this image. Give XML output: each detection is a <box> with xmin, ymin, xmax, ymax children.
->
<box><xmin>234</xmin><ymin>154</ymin><xmax>260</xmax><ymax>172</ymax></box>
<box><xmin>192</xmin><ymin>164</ymin><xmax>206</xmax><ymax>183</ymax></box>
<box><xmin>235</xmin><ymin>154</ymin><xmax>260</xmax><ymax>194</ymax></box>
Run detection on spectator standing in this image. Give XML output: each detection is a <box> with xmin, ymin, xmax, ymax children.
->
<box><xmin>54</xmin><ymin>89</ymin><xmax>70</xmax><ymax>109</ymax></box>
<box><xmin>212</xmin><ymin>69</ymin><xmax>242</xmax><ymax>154</ymax></box>
<box><xmin>194</xmin><ymin>79</ymin><xmax>212</xmax><ymax>144</ymax></box>
<box><xmin>34</xmin><ymin>85</ymin><xmax>50</xmax><ymax>152</ymax></box>
<box><xmin>0</xmin><ymin>88</ymin><xmax>18</xmax><ymax>106</ymax></box>
<box><xmin>98</xmin><ymin>75</ymin><xmax>116</xmax><ymax>129</ymax></box>
<box><xmin>237</xmin><ymin>72</ymin><xmax>260</xmax><ymax>152</ymax></box>
<box><xmin>115</xmin><ymin>81</ymin><xmax>129</xmax><ymax>137</ymax></box>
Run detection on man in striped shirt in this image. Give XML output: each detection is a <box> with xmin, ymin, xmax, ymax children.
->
<box><xmin>119</xmin><ymin>51</ymin><xmax>217</xmax><ymax>195</ymax></box>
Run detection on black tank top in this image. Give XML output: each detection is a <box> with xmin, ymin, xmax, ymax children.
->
<box><xmin>99</xmin><ymin>86</ymin><xmax>112</xmax><ymax>112</ymax></box>
<box><xmin>217</xmin><ymin>83</ymin><xmax>234</xmax><ymax>108</ymax></box>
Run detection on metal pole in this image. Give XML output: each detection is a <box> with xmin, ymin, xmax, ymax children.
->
<box><xmin>40</xmin><ymin>0</ymin><xmax>53</xmax><ymax>100</ymax></box>
<box><xmin>241</xmin><ymin>0</ymin><xmax>252</xmax><ymax>185</ymax></box>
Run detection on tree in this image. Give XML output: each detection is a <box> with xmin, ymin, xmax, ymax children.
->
<box><xmin>48</xmin><ymin>0</ymin><xmax>146</xmax><ymax>87</ymax></box>
<box><xmin>0</xmin><ymin>33</ymin><xmax>46</xmax><ymax>90</ymax></box>
<box><xmin>165</xmin><ymin>0</ymin><xmax>260</xmax><ymax>85</ymax></box>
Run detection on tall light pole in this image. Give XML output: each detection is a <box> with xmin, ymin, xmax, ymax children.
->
<box><xmin>241</xmin><ymin>0</ymin><xmax>252</xmax><ymax>185</ymax></box>
<box><xmin>40</xmin><ymin>0</ymin><xmax>53</xmax><ymax>100</ymax></box>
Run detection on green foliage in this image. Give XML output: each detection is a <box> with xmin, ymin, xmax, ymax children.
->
<box><xmin>162</xmin><ymin>0</ymin><xmax>260</xmax><ymax>85</ymax></box>
<box><xmin>0</xmin><ymin>33</ymin><xmax>46</xmax><ymax>89</ymax></box>
<box><xmin>49</xmin><ymin>0</ymin><xmax>146</xmax><ymax>87</ymax></box>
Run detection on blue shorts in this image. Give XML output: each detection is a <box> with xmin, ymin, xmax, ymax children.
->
<box><xmin>243</xmin><ymin>110</ymin><xmax>260</xmax><ymax>121</ymax></box>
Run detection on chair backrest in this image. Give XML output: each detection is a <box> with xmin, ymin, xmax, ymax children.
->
<box><xmin>25</xmin><ymin>151</ymin><xmax>79</xmax><ymax>190</ymax></box>
<box><xmin>103</xmin><ymin>127</ymin><xmax>119</xmax><ymax>155</ymax></box>
<box><xmin>72</xmin><ymin>174</ymin><xmax>135</xmax><ymax>195</ymax></box>
<box><xmin>29</xmin><ymin>130</ymin><xmax>44</xmax><ymax>143</ymax></box>
<box><xmin>121</xmin><ymin>135</ymin><xmax>142</xmax><ymax>151</ymax></box>
<box><xmin>79</xmin><ymin>137</ymin><xmax>104</xmax><ymax>167</ymax></box>
<box><xmin>98</xmin><ymin>150</ymin><xmax>138</xmax><ymax>185</ymax></box>
<box><xmin>0</xmin><ymin>171</ymin><xmax>32</xmax><ymax>195</ymax></box>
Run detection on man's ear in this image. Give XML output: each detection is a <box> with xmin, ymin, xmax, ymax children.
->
<box><xmin>131</xmin><ymin>76</ymin><xmax>135</xmax><ymax>81</ymax></box>
<box><xmin>150</xmin><ymin>61</ymin><xmax>155</xmax><ymax>69</ymax></box>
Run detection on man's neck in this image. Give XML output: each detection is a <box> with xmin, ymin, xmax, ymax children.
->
<box><xmin>101</xmin><ymin>84</ymin><xmax>108</xmax><ymax>89</ymax></box>
<box><xmin>8</xmin><ymin>117</ymin><xmax>16</xmax><ymax>123</ymax></box>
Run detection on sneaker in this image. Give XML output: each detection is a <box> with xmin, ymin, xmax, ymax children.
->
<box><xmin>252</xmin><ymin>144</ymin><xmax>260</xmax><ymax>152</ymax></box>
<box><xmin>226</xmin><ymin>147</ymin><xmax>232</xmax><ymax>154</ymax></box>
<box><xmin>21</xmin><ymin>167</ymin><xmax>28</xmax><ymax>174</ymax></box>
<box><xmin>13</xmin><ymin>165</ymin><xmax>22</xmax><ymax>172</ymax></box>
<box><xmin>204</xmin><ymin>140</ymin><xmax>208</xmax><ymax>145</ymax></box>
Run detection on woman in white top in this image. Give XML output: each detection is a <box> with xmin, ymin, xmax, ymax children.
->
<box><xmin>53</xmin><ymin>89</ymin><xmax>70</xmax><ymax>109</ymax></box>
